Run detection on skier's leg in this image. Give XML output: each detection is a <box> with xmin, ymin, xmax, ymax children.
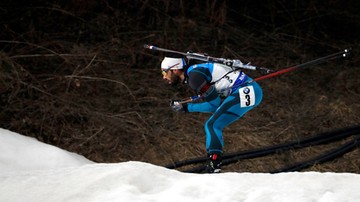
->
<box><xmin>204</xmin><ymin>81</ymin><xmax>263</xmax><ymax>155</ymax></box>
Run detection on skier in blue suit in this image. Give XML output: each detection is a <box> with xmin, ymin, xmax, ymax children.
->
<box><xmin>161</xmin><ymin>56</ymin><xmax>263</xmax><ymax>173</ymax></box>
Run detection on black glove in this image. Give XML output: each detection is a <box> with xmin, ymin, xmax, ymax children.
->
<box><xmin>170</xmin><ymin>99</ymin><xmax>187</xmax><ymax>112</ymax></box>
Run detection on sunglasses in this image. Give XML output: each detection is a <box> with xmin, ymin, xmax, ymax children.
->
<box><xmin>162</xmin><ymin>63</ymin><xmax>180</xmax><ymax>76</ymax></box>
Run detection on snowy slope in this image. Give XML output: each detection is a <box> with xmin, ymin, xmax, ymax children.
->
<box><xmin>0</xmin><ymin>128</ymin><xmax>93</xmax><ymax>173</ymax></box>
<box><xmin>0</xmin><ymin>128</ymin><xmax>359</xmax><ymax>202</ymax></box>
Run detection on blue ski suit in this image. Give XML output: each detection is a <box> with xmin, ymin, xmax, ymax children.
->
<box><xmin>185</xmin><ymin>62</ymin><xmax>263</xmax><ymax>155</ymax></box>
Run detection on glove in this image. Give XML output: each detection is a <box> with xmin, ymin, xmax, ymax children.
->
<box><xmin>170</xmin><ymin>99</ymin><xmax>187</xmax><ymax>112</ymax></box>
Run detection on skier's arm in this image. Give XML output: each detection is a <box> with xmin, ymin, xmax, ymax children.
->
<box><xmin>186</xmin><ymin>69</ymin><xmax>221</xmax><ymax>113</ymax></box>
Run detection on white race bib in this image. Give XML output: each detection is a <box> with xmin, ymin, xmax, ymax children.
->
<box><xmin>239</xmin><ymin>86</ymin><xmax>255</xmax><ymax>108</ymax></box>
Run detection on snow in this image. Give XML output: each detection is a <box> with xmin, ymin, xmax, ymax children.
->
<box><xmin>0</xmin><ymin>128</ymin><xmax>359</xmax><ymax>202</ymax></box>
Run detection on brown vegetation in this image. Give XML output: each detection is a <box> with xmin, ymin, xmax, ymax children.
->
<box><xmin>1</xmin><ymin>0</ymin><xmax>359</xmax><ymax>173</ymax></box>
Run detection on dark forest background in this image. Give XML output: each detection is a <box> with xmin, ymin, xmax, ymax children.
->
<box><xmin>1</xmin><ymin>0</ymin><xmax>359</xmax><ymax>173</ymax></box>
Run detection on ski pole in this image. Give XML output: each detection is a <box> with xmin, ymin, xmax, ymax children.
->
<box><xmin>178</xmin><ymin>95</ymin><xmax>201</xmax><ymax>104</ymax></box>
<box><xmin>253</xmin><ymin>48</ymin><xmax>351</xmax><ymax>82</ymax></box>
<box><xmin>177</xmin><ymin>48</ymin><xmax>351</xmax><ymax>104</ymax></box>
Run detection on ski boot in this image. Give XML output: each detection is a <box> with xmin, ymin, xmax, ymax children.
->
<box><xmin>205</xmin><ymin>153</ymin><xmax>222</xmax><ymax>173</ymax></box>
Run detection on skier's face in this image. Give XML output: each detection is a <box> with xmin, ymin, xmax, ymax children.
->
<box><xmin>162</xmin><ymin>70</ymin><xmax>180</xmax><ymax>86</ymax></box>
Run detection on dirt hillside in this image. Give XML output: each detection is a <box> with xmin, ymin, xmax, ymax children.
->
<box><xmin>1</xmin><ymin>0</ymin><xmax>359</xmax><ymax>173</ymax></box>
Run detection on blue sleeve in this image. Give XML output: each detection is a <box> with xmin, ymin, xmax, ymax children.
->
<box><xmin>187</xmin><ymin>92</ymin><xmax>221</xmax><ymax>113</ymax></box>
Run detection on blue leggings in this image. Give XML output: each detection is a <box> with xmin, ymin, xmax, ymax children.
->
<box><xmin>204</xmin><ymin>81</ymin><xmax>263</xmax><ymax>154</ymax></box>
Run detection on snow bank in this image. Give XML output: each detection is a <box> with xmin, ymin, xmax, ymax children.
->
<box><xmin>0</xmin><ymin>128</ymin><xmax>93</xmax><ymax>173</ymax></box>
<box><xmin>1</xmin><ymin>128</ymin><xmax>359</xmax><ymax>202</ymax></box>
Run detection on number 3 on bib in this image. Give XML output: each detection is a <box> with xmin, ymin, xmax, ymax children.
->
<box><xmin>239</xmin><ymin>86</ymin><xmax>255</xmax><ymax>108</ymax></box>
